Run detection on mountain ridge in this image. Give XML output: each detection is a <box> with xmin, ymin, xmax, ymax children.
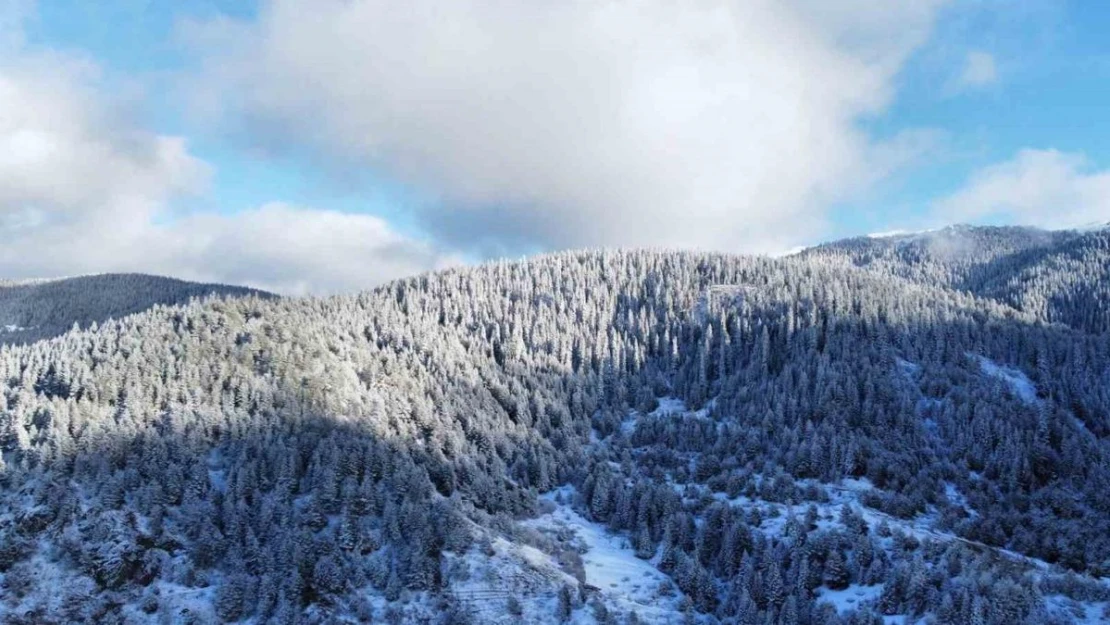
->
<box><xmin>0</xmin><ymin>273</ymin><xmax>274</xmax><ymax>346</ymax></box>
<box><xmin>0</xmin><ymin>230</ymin><xmax>1108</xmax><ymax>623</ymax></box>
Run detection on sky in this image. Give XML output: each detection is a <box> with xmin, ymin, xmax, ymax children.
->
<box><xmin>2</xmin><ymin>0</ymin><xmax>1109</xmax><ymax>295</ymax></box>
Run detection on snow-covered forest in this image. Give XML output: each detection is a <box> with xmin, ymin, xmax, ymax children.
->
<box><xmin>0</xmin><ymin>274</ymin><xmax>269</xmax><ymax>346</ymax></box>
<box><xmin>1</xmin><ymin>225</ymin><xmax>1109</xmax><ymax>624</ymax></box>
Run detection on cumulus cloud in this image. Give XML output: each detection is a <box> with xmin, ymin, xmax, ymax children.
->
<box><xmin>952</xmin><ymin>50</ymin><xmax>998</xmax><ymax>91</ymax></box>
<box><xmin>189</xmin><ymin>0</ymin><xmax>949</xmax><ymax>256</ymax></box>
<box><xmin>150</xmin><ymin>204</ymin><xmax>458</xmax><ymax>295</ymax></box>
<box><xmin>933</xmin><ymin>149</ymin><xmax>1110</xmax><ymax>228</ymax></box>
<box><xmin>0</xmin><ymin>8</ymin><xmax>450</xmax><ymax>295</ymax></box>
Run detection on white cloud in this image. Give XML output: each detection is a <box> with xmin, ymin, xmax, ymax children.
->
<box><xmin>933</xmin><ymin>149</ymin><xmax>1110</xmax><ymax>228</ymax></box>
<box><xmin>953</xmin><ymin>50</ymin><xmax>998</xmax><ymax>90</ymax></box>
<box><xmin>0</xmin><ymin>10</ymin><xmax>450</xmax><ymax>295</ymax></box>
<box><xmin>151</xmin><ymin>204</ymin><xmax>459</xmax><ymax>295</ymax></box>
<box><xmin>188</xmin><ymin>0</ymin><xmax>950</xmax><ymax>256</ymax></box>
<box><xmin>0</xmin><ymin>57</ymin><xmax>207</xmax><ymax>218</ymax></box>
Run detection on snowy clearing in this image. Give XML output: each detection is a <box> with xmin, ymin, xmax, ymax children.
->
<box><xmin>816</xmin><ymin>584</ymin><xmax>881</xmax><ymax>615</ymax></box>
<box><xmin>1044</xmin><ymin>595</ymin><xmax>1110</xmax><ymax>624</ymax></box>
<box><xmin>970</xmin><ymin>354</ymin><xmax>1039</xmax><ymax>404</ymax></box>
<box><xmin>524</xmin><ymin>488</ymin><xmax>684</xmax><ymax>623</ymax></box>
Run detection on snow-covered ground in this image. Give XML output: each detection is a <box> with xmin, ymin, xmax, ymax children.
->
<box><xmin>704</xmin><ymin>475</ymin><xmax>1059</xmax><ymax>576</ymax></box>
<box><xmin>443</xmin><ymin>484</ymin><xmax>686</xmax><ymax>624</ymax></box>
<box><xmin>616</xmin><ymin>396</ymin><xmax>713</xmax><ymax>437</ymax></box>
<box><xmin>815</xmin><ymin>584</ymin><xmax>881</xmax><ymax>615</ymax></box>
<box><xmin>0</xmin><ymin>540</ymin><xmax>77</xmax><ymax>620</ymax></box>
<box><xmin>653</xmin><ymin>396</ymin><xmax>687</xmax><ymax>415</ymax></box>
<box><xmin>970</xmin><ymin>354</ymin><xmax>1039</xmax><ymax>404</ymax></box>
<box><xmin>820</xmin><ymin>584</ymin><xmax>934</xmax><ymax>624</ymax></box>
<box><xmin>652</xmin><ymin>396</ymin><xmax>715</xmax><ymax>420</ymax></box>
<box><xmin>444</xmin><ymin>537</ymin><xmax>574</xmax><ymax>624</ymax></box>
<box><xmin>867</xmin><ymin>230</ymin><xmax>913</xmax><ymax>239</ymax></box>
<box><xmin>1044</xmin><ymin>595</ymin><xmax>1110</xmax><ymax>624</ymax></box>
<box><xmin>522</xmin><ymin>487</ymin><xmax>685</xmax><ymax>624</ymax></box>
<box><xmin>140</xmin><ymin>581</ymin><xmax>218</xmax><ymax>624</ymax></box>
<box><xmin>943</xmin><ymin>482</ymin><xmax>978</xmax><ymax>518</ymax></box>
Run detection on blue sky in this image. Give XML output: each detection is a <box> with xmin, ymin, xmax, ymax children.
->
<box><xmin>3</xmin><ymin>0</ymin><xmax>1109</xmax><ymax>293</ymax></box>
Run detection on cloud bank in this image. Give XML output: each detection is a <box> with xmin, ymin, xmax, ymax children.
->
<box><xmin>191</xmin><ymin>0</ymin><xmax>949</xmax><ymax>255</ymax></box>
<box><xmin>20</xmin><ymin>0</ymin><xmax>1093</xmax><ymax>295</ymax></box>
<box><xmin>0</xmin><ymin>6</ymin><xmax>451</xmax><ymax>295</ymax></box>
<box><xmin>934</xmin><ymin>149</ymin><xmax>1110</xmax><ymax>229</ymax></box>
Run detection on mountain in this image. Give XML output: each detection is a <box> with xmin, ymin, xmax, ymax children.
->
<box><xmin>802</xmin><ymin>224</ymin><xmax>1110</xmax><ymax>333</ymax></box>
<box><xmin>0</xmin><ymin>273</ymin><xmax>272</xmax><ymax>345</ymax></box>
<box><xmin>0</xmin><ymin>228</ymin><xmax>1109</xmax><ymax>624</ymax></box>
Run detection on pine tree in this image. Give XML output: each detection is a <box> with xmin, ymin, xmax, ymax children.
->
<box><xmin>557</xmin><ymin>584</ymin><xmax>575</xmax><ymax>622</ymax></box>
<box><xmin>824</xmin><ymin>549</ymin><xmax>850</xmax><ymax>590</ymax></box>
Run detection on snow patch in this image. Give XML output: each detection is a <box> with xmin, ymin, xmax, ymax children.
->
<box><xmin>445</xmin><ymin>536</ymin><xmax>577</xmax><ymax>624</ymax></box>
<box><xmin>148</xmin><ymin>581</ymin><xmax>218</xmax><ymax>623</ymax></box>
<box><xmin>1044</xmin><ymin>594</ymin><xmax>1110</xmax><ymax>624</ymax></box>
<box><xmin>620</xmin><ymin>396</ymin><xmax>710</xmax><ymax>437</ymax></box>
<box><xmin>895</xmin><ymin>358</ymin><xmax>921</xmax><ymax>377</ymax></box>
<box><xmin>867</xmin><ymin>230</ymin><xmax>912</xmax><ymax>239</ymax></box>
<box><xmin>651</xmin><ymin>396</ymin><xmax>687</xmax><ymax>416</ymax></box>
<box><xmin>944</xmin><ymin>482</ymin><xmax>977</xmax><ymax>518</ymax></box>
<box><xmin>205</xmin><ymin>449</ymin><xmax>227</xmax><ymax>493</ymax></box>
<box><xmin>970</xmin><ymin>354</ymin><xmax>1039</xmax><ymax>404</ymax></box>
<box><xmin>525</xmin><ymin>488</ymin><xmax>683</xmax><ymax>623</ymax></box>
<box><xmin>816</xmin><ymin>584</ymin><xmax>881</xmax><ymax>615</ymax></box>
<box><xmin>707</xmin><ymin>475</ymin><xmax>1055</xmax><ymax>574</ymax></box>
<box><xmin>839</xmin><ymin>477</ymin><xmax>877</xmax><ymax>492</ymax></box>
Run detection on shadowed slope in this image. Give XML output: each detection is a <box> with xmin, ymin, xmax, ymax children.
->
<box><xmin>0</xmin><ymin>273</ymin><xmax>273</xmax><ymax>345</ymax></box>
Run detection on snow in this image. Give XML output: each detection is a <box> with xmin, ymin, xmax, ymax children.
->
<box><xmin>0</xmin><ymin>541</ymin><xmax>76</xmax><ymax>619</ymax></box>
<box><xmin>867</xmin><ymin>230</ymin><xmax>913</xmax><ymax>239</ymax></box>
<box><xmin>944</xmin><ymin>482</ymin><xmax>977</xmax><ymax>517</ymax></box>
<box><xmin>1072</xmin><ymin>221</ymin><xmax>1110</xmax><ymax>233</ymax></box>
<box><xmin>445</xmin><ymin>538</ymin><xmax>575</xmax><ymax>624</ymax></box>
<box><xmin>839</xmin><ymin>477</ymin><xmax>877</xmax><ymax>492</ymax></box>
<box><xmin>652</xmin><ymin>396</ymin><xmax>687</xmax><ymax>416</ymax></box>
<box><xmin>1044</xmin><ymin>595</ymin><xmax>1110</xmax><ymax>624</ymax></box>
<box><xmin>895</xmin><ymin>358</ymin><xmax>921</xmax><ymax>377</ymax></box>
<box><xmin>816</xmin><ymin>584</ymin><xmax>881</xmax><ymax>615</ymax></box>
<box><xmin>525</xmin><ymin>487</ymin><xmax>684</xmax><ymax>623</ymax></box>
<box><xmin>147</xmin><ymin>581</ymin><xmax>218</xmax><ymax>623</ymax></box>
<box><xmin>206</xmin><ymin>449</ymin><xmax>227</xmax><ymax>493</ymax></box>
<box><xmin>893</xmin><ymin>358</ymin><xmax>946</xmax><ymax>430</ymax></box>
<box><xmin>970</xmin><ymin>354</ymin><xmax>1039</xmax><ymax>404</ymax></box>
<box><xmin>703</xmin><ymin>473</ymin><xmax>1060</xmax><ymax>579</ymax></box>
<box><xmin>865</xmin><ymin>228</ymin><xmax>943</xmax><ymax>241</ymax></box>
<box><xmin>651</xmin><ymin>395</ymin><xmax>716</xmax><ymax>420</ymax></box>
<box><xmin>618</xmin><ymin>396</ymin><xmax>710</xmax><ymax>437</ymax></box>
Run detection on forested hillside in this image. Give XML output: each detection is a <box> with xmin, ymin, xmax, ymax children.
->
<box><xmin>0</xmin><ymin>274</ymin><xmax>271</xmax><ymax>345</ymax></box>
<box><xmin>803</xmin><ymin>225</ymin><xmax>1110</xmax><ymax>334</ymax></box>
<box><xmin>0</xmin><ymin>227</ymin><xmax>1108</xmax><ymax>624</ymax></box>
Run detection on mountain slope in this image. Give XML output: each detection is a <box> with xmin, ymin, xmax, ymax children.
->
<box><xmin>0</xmin><ymin>243</ymin><xmax>1108</xmax><ymax>623</ymax></box>
<box><xmin>802</xmin><ymin>224</ymin><xmax>1110</xmax><ymax>333</ymax></box>
<box><xmin>0</xmin><ymin>273</ymin><xmax>272</xmax><ymax>345</ymax></box>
